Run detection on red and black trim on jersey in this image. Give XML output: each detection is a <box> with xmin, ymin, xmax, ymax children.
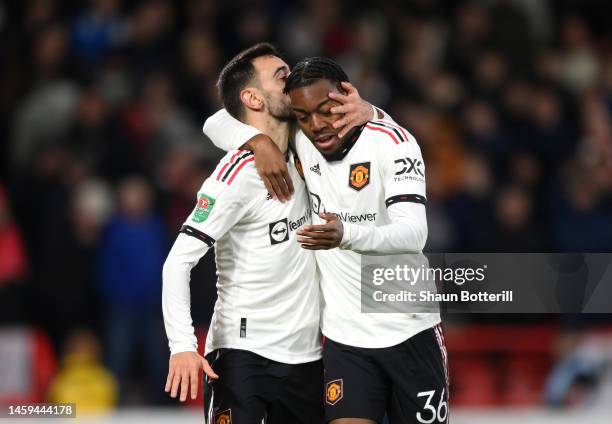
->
<box><xmin>385</xmin><ymin>194</ymin><xmax>426</xmax><ymax>207</ymax></box>
<box><xmin>216</xmin><ymin>151</ymin><xmax>255</xmax><ymax>185</ymax></box>
<box><xmin>365</xmin><ymin>121</ymin><xmax>410</xmax><ymax>145</ymax></box>
<box><xmin>321</xmin><ymin>120</ymin><xmax>411</xmax><ymax>161</ymax></box>
<box><xmin>180</xmin><ymin>224</ymin><xmax>215</xmax><ymax>247</ymax></box>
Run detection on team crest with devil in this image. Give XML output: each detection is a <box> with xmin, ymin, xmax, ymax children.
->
<box><xmin>215</xmin><ymin>409</ymin><xmax>231</xmax><ymax>424</ymax></box>
<box><xmin>349</xmin><ymin>162</ymin><xmax>370</xmax><ymax>191</ymax></box>
<box><xmin>326</xmin><ymin>379</ymin><xmax>343</xmax><ymax>405</ymax></box>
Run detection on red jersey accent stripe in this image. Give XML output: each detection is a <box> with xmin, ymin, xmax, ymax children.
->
<box><xmin>227</xmin><ymin>157</ymin><xmax>255</xmax><ymax>185</ymax></box>
<box><xmin>216</xmin><ymin>163</ymin><xmax>230</xmax><ymax>180</ymax></box>
<box><xmin>216</xmin><ymin>150</ymin><xmax>247</xmax><ymax>180</ymax></box>
<box><xmin>365</xmin><ymin>124</ymin><xmax>399</xmax><ymax>144</ymax></box>
<box><xmin>373</xmin><ymin>119</ymin><xmax>411</xmax><ymax>142</ymax></box>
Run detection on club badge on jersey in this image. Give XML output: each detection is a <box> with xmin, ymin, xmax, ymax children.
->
<box><xmin>349</xmin><ymin>162</ymin><xmax>371</xmax><ymax>191</ymax></box>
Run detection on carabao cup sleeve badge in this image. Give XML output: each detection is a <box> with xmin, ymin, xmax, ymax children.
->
<box><xmin>192</xmin><ymin>194</ymin><xmax>216</xmax><ymax>223</ymax></box>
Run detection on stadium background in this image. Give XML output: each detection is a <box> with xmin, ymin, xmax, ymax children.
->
<box><xmin>0</xmin><ymin>0</ymin><xmax>611</xmax><ymax>422</ymax></box>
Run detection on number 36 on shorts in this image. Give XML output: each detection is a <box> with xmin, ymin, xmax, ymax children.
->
<box><xmin>416</xmin><ymin>389</ymin><xmax>448</xmax><ymax>424</ymax></box>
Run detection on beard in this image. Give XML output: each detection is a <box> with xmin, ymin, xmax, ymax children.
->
<box><xmin>266</xmin><ymin>94</ymin><xmax>294</xmax><ymax>122</ymax></box>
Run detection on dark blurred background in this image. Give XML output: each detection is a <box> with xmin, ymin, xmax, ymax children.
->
<box><xmin>1</xmin><ymin>0</ymin><xmax>611</xmax><ymax>416</ymax></box>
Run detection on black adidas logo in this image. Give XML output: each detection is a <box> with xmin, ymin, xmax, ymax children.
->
<box><xmin>310</xmin><ymin>163</ymin><xmax>321</xmax><ymax>175</ymax></box>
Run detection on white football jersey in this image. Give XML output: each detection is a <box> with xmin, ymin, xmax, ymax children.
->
<box><xmin>202</xmin><ymin>110</ymin><xmax>440</xmax><ymax>349</ymax></box>
<box><xmin>294</xmin><ymin>120</ymin><xmax>440</xmax><ymax>348</ymax></box>
<box><xmin>163</xmin><ymin>149</ymin><xmax>321</xmax><ymax>364</ymax></box>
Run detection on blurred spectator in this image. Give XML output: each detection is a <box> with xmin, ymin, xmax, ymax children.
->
<box><xmin>463</xmin><ymin>99</ymin><xmax>508</xmax><ymax>164</ymax></box>
<box><xmin>0</xmin><ymin>185</ymin><xmax>28</xmax><ymax>323</ymax></box>
<box><xmin>48</xmin><ymin>329</ymin><xmax>118</xmax><ymax>414</ymax></box>
<box><xmin>96</xmin><ymin>176</ymin><xmax>167</xmax><ymax>404</ymax></box>
<box><xmin>446</xmin><ymin>154</ymin><xmax>495</xmax><ymax>250</ymax></box>
<box><xmin>33</xmin><ymin>179</ymin><xmax>113</xmax><ymax>351</ymax></box>
<box><xmin>482</xmin><ymin>184</ymin><xmax>546</xmax><ymax>252</ymax></box>
<box><xmin>124</xmin><ymin>0</ymin><xmax>175</xmax><ymax>76</ymax></box>
<box><xmin>0</xmin><ymin>328</ymin><xmax>57</xmax><ymax>404</ymax></box>
<box><xmin>70</xmin><ymin>0</ymin><xmax>127</xmax><ymax>64</ymax></box>
<box><xmin>176</xmin><ymin>29</ymin><xmax>221</xmax><ymax>118</ymax></box>
<box><xmin>65</xmin><ymin>86</ymin><xmax>138</xmax><ymax>181</ymax></box>
<box><xmin>544</xmin><ymin>316</ymin><xmax>612</xmax><ymax>407</ymax></box>
<box><xmin>558</xmin><ymin>15</ymin><xmax>600</xmax><ymax>94</ymax></box>
<box><xmin>552</xmin><ymin>166</ymin><xmax>612</xmax><ymax>252</ymax></box>
<box><xmin>11</xmin><ymin>81</ymin><xmax>78</xmax><ymax>172</ymax></box>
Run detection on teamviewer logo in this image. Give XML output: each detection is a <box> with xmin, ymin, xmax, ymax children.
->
<box><xmin>269</xmin><ymin>218</ymin><xmax>289</xmax><ymax>245</ymax></box>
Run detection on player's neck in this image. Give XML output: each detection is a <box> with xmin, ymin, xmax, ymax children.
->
<box><xmin>245</xmin><ymin>113</ymin><xmax>290</xmax><ymax>153</ymax></box>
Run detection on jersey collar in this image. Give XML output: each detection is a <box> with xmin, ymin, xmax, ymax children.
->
<box><xmin>321</xmin><ymin>125</ymin><xmax>365</xmax><ymax>162</ymax></box>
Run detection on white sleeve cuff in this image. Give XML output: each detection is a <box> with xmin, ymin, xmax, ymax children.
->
<box><xmin>202</xmin><ymin>109</ymin><xmax>262</xmax><ymax>151</ymax></box>
<box><xmin>339</xmin><ymin>222</ymin><xmax>352</xmax><ymax>249</ymax></box>
<box><xmin>170</xmin><ymin>341</ymin><xmax>198</xmax><ymax>356</ymax></box>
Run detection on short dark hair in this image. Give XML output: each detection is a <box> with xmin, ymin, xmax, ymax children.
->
<box><xmin>217</xmin><ymin>42</ymin><xmax>281</xmax><ymax>119</ymax></box>
<box><xmin>283</xmin><ymin>57</ymin><xmax>349</xmax><ymax>94</ymax></box>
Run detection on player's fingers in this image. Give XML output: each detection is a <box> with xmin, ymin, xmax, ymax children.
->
<box><xmin>297</xmin><ymin>231</ymin><xmax>336</xmax><ymax>241</ymax></box>
<box><xmin>320</xmin><ymin>212</ymin><xmax>339</xmax><ymax>222</ymax></box>
<box><xmin>170</xmin><ymin>372</ymin><xmax>181</xmax><ymax>398</ymax></box>
<box><xmin>297</xmin><ymin>224</ymin><xmax>333</xmax><ymax>235</ymax></box>
<box><xmin>298</xmin><ymin>238</ymin><xmax>333</xmax><ymax>246</ymax></box>
<box><xmin>332</xmin><ymin>116</ymin><xmax>350</xmax><ymax>129</ymax></box>
<box><xmin>340</xmin><ymin>81</ymin><xmax>357</xmax><ymax>94</ymax></box>
<box><xmin>301</xmin><ymin>243</ymin><xmax>330</xmax><ymax>250</ymax></box>
<box><xmin>282</xmin><ymin>168</ymin><xmax>295</xmax><ymax>197</ymax></box>
<box><xmin>203</xmin><ymin>359</ymin><xmax>219</xmax><ymax>380</ymax></box>
<box><xmin>328</xmin><ymin>91</ymin><xmax>349</xmax><ymax>104</ymax></box>
<box><xmin>297</xmin><ymin>224</ymin><xmax>334</xmax><ymax>234</ymax></box>
<box><xmin>179</xmin><ymin>371</ymin><xmax>190</xmax><ymax>402</ymax></box>
<box><xmin>165</xmin><ymin>368</ymin><xmax>174</xmax><ymax>392</ymax></box>
<box><xmin>261</xmin><ymin>177</ymin><xmax>278</xmax><ymax>201</ymax></box>
<box><xmin>340</xmin><ymin>116</ymin><xmax>364</xmax><ymax>137</ymax></box>
<box><xmin>268</xmin><ymin>173</ymin><xmax>287</xmax><ymax>202</ymax></box>
<box><xmin>330</xmin><ymin>104</ymin><xmax>351</xmax><ymax>115</ymax></box>
<box><xmin>190</xmin><ymin>368</ymin><xmax>199</xmax><ymax>400</ymax></box>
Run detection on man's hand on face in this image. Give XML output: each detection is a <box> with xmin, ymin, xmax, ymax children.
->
<box><xmin>165</xmin><ymin>351</ymin><xmax>218</xmax><ymax>402</ymax></box>
<box><xmin>247</xmin><ymin>134</ymin><xmax>294</xmax><ymax>202</ymax></box>
<box><xmin>296</xmin><ymin>212</ymin><xmax>344</xmax><ymax>250</ymax></box>
<box><xmin>329</xmin><ymin>81</ymin><xmax>375</xmax><ymax>138</ymax></box>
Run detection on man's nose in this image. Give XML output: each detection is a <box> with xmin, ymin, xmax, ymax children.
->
<box><xmin>311</xmin><ymin>114</ymin><xmax>326</xmax><ymax>132</ymax></box>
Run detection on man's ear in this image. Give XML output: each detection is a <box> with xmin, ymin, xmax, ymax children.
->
<box><xmin>240</xmin><ymin>88</ymin><xmax>264</xmax><ymax>112</ymax></box>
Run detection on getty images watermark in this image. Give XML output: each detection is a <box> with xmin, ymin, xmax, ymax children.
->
<box><xmin>361</xmin><ymin>253</ymin><xmax>612</xmax><ymax>314</ymax></box>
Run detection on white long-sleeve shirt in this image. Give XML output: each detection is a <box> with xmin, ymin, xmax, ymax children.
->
<box><xmin>162</xmin><ymin>149</ymin><xmax>321</xmax><ymax>363</ymax></box>
<box><xmin>203</xmin><ymin>111</ymin><xmax>439</xmax><ymax>348</ymax></box>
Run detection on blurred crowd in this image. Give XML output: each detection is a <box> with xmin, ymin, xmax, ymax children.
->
<box><xmin>0</xmin><ymin>0</ymin><xmax>611</xmax><ymax>407</ymax></box>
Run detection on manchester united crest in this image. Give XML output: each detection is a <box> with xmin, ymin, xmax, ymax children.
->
<box><xmin>349</xmin><ymin>162</ymin><xmax>370</xmax><ymax>191</ymax></box>
<box><xmin>215</xmin><ymin>409</ymin><xmax>231</xmax><ymax>424</ymax></box>
<box><xmin>326</xmin><ymin>379</ymin><xmax>343</xmax><ymax>405</ymax></box>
